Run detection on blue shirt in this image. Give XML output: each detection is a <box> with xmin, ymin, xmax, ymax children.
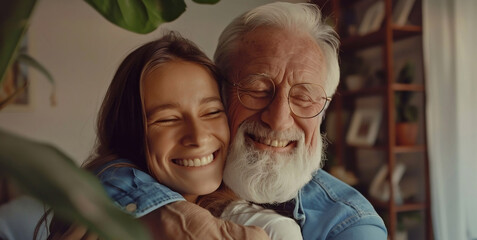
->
<box><xmin>98</xmin><ymin>159</ymin><xmax>387</xmax><ymax>239</ymax></box>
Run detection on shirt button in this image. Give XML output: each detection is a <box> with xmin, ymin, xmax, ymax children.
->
<box><xmin>125</xmin><ymin>203</ymin><xmax>137</xmax><ymax>213</ymax></box>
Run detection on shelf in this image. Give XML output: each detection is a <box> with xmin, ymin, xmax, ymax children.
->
<box><xmin>347</xmin><ymin>145</ymin><xmax>386</xmax><ymax>151</ymax></box>
<box><xmin>340</xmin><ymin>25</ymin><xmax>422</xmax><ymax>53</ymax></box>
<box><xmin>396</xmin><ymin>203</ymin><xmax>427</xmax><ymax>212</ymax></box>
<box><xmin>340</xmin><ymin>86</ymin><xmax>386</xmax><ymax>97</ymax></box>
<box><xmin>345</xmin><ymin>145</ymin><xmax>426</xmax><ymax>154</ymax></box>
<box><xmin>394</xmin><ymin>145</ymin><xmax>426</xmax><ymax>153</ymax></box>
<box><xmin>392</xmin><ymin>83</ymin><xmax>425</xmax><ymax>91</ymax></box>
<box><xmin>392</xmin><ymin>25</ymin><xmax>423</xmax><ymax>40</ymax></box>
<box><xmin>371</xmin><ymin>200</ymin><xmax>427</xmax><ymax>213</ymax></box>
<box><xmin>338</xmin><ymin>83</ymin><xmax>424</xmax><ymax>97</ymax></box>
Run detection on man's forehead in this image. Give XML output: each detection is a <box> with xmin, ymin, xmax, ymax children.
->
<box><xmin>239</xmin><ymin>27</ymin><xmax>318</xmax><ymax>56</ymax></box>
<box><xmin>230</xmin><ymin>27</ymin><xmax>326</xmax><ymax>84</ymax></box>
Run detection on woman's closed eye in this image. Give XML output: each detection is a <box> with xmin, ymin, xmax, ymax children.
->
<box><xmin>202</xmin><ymin>109</ymin><xmax>225</xmax><ymax>118</ymax></box>
<box><xmin>154</xmin><ymin>117</ymin><xmax>180</xmax><ymax>125</ymax></box>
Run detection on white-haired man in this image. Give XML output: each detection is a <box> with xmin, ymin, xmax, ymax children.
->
<box><xmin>211</xmin><ymin>3</ymin><xmax>387</xmax><ymax>238</ymax></box>
<box><xmin>63</xmin><ymin>2</ymin><xmax>387</xmax><ymax>239</ymax></box>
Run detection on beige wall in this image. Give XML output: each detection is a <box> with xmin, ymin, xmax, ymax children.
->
<box><xmin>0</xmin><ymin>0</ymin><xmax>305</xmax><ymax>164</ymax></box>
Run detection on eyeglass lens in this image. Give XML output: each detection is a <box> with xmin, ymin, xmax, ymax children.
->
<box><xmin>235</xmin><ymin>75</ymin><xmax>328</xmax><ymax>118</ymax></box>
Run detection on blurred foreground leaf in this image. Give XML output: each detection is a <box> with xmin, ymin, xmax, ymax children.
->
<box><xmin>192</xmin><ymin>0</ymin><xmax>220</xmax><ymax>4</ymax></box>
<box><xmin>0</xmin><ymin>0</ymin><xmax>36</xmax><ymax>85</ymax></box>
<box><xmin>0</xmin><ymin>129</ymin><xmax>150</xmax><ymax>240</ymax></box>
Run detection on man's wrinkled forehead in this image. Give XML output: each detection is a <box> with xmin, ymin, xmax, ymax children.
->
<box><xmin>229</xmin><ymin>27</ymin><xmax>327</xmax><ymax>84</ymax></box>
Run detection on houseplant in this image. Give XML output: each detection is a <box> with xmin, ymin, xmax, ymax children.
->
<box><xmin>395</xmin><ymin>62</ymin><xmax>418</xmax><ymax>146</ymax></box>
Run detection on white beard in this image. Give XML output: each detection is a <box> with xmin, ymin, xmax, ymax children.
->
<box><xmin>223</xmin><ymin>120</ymin><xmax>323</xmax><ymax>204</ymax></box>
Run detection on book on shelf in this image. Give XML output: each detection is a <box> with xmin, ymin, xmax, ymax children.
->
<box><xmin>358</xmin><ymin>1</ymin><xmax>385</xmax><ymax>35</ymax></box>
<box><xmin>392</xmin><ymin>0</ymin><xmax>417</xmax><ymax>26</ymax></box>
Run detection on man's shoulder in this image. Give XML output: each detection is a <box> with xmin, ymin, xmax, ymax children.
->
<box><xmin>299</xmin><ymin>170</ymin><xmax>387</xmax><ymax>239</ymax></box>
<box><xmin>304</xmin><ymin>169</ymin><xmax>377</xmax><ymax>215</ymax></box>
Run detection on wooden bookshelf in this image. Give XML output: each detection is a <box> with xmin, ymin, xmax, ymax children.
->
<box><xmin>314</xmin><ymin>0</ymin><xmax>432</xmax><ymax>239</ymax></box>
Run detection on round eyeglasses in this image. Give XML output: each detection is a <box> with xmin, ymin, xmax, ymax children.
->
<box><xmin>230</xmin><ymin>73</ymin><xmax>331</xmax><ymax>118</ymax></box>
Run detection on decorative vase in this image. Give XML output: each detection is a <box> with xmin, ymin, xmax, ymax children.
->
<box><xmin>345</xmin><ymin>74</ymin><xmax>365</xmax><ymax>91</ymax></box>
<box><xmin>396</xmin><ymin>122</ymin><xmax>418</xmax><ymax>146</ymax></box>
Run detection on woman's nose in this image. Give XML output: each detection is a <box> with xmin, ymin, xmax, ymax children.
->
<box><xmin>181</xmin><ymin>119</ymin><xmax>211</xmax><ymax>147</ymax></box>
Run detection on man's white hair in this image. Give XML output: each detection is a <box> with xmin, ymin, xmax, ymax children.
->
<box><xmin>214</xmin><ymin>2</ymin><xmax>340</xmax><ymax>98</ymax></box>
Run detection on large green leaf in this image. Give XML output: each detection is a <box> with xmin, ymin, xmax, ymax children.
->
<box><xmin>0</xmin><ymin>128</ymin><xmax>150</xmax><ymax>240</ymax></box>
<box><xmin>192</xmin><ymin>0</ymin><xmax>220</xmax><ymax>4</ymax></box>
<box><xmin>0</xmin><ymin>0</ymin><xmax>37</xmax><ymax>86</ymax></box>
<box><xmin>84</xmin><ymin>0</ymin><xmax>186</xmax><ymax>34</ymax></box>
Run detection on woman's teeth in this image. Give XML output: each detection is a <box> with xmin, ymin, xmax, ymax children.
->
<box><xmin>174</xmin><ymin>154</ymin><xmax>214</xmax><ymax>167</ymax></box>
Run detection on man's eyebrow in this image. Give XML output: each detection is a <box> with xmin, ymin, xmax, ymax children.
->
<box><xmin>200</xmin><ymin>96</ymin><xmax>222</xmax><ymax>105</ymax></box>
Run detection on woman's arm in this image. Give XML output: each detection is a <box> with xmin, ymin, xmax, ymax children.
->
<box><xmin>141</xmin><ymin>201</ymin><xmax>270</xmax><ymax>240</ymax></box>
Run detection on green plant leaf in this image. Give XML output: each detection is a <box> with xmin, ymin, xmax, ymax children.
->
<box><xmin>16</xmin><ymin>53</ymin><xmax>57</xmax><ymax>106</ymax></box>
<box><xmin>84</xmin><ymin>0</ymin><xmax>186</xmax><ymax>34</ymax></box>
<box><xmin>17</xmin><ymin>53</ymin><xmax>54</xmax><ymax>85</ymax></box>
<box><xmin>403</xmin><ymin>105</ymin><xmax>418</xmax><ymax>122</ymax></box>
<box><xmin>0</xmin><ymin>128</ymin><xmax>150</xmax><ymax>240</ymax></box>
<box><xmin>192</xmin><ymin>0</ymin><xmax>220</xmax><ymax>4</ymax></box>
<box><xmin>0</xmin><ymin>0</ymin><xmax>37</xmax><ymax>86</ymax></box>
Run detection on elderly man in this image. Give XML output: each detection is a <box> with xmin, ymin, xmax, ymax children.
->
<box><xmin>62</xmin><ymin>2</ymin><xmax>387</xmax><ymax>239</ymax></box>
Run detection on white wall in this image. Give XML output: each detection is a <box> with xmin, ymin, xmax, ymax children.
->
<box><xmin>0</xmin><ymin>0</ymin><xmax>305</xmax><ymax>164</ymax></box>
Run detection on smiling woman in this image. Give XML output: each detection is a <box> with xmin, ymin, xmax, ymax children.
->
<box><xmin>141</xmin><ymin>60</ymin><xmax>229</xmax><ymax>203</ymax></box>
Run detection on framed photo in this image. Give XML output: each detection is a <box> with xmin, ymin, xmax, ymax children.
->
<box><xmin>0</xmin><ymin>37</ymin><xmax>31</xmax><ymax>110</ymax></box>
<box><xmin>368</xmin><ymin>162</ymin><xmax>407</xmax><ymax>204</ymax></box>
<box><xmin>346</xmin><ymin>107</ymin><xmax>382</xmax><ymax>146</ymax></box>
<box><xmin>358</xmin><ymin>1</ymin><xmax>385</xmax><ymax>35</ymax></box>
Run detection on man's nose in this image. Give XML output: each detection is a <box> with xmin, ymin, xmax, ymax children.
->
<box><xmin>181</xmin><ymin>120</ymin><xmax>210</xmax><ymax>147</ymax></box>
<box><xmin>260</xmin><ymin>94</ymin><xmax>294</xmax><ymax>131</ymax></box>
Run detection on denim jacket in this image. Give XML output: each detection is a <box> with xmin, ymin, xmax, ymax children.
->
<box><xmin>97</xmin><ymin>159</ymin><xmax>387</xmax><ymax>239</ymax></box>
<box><xmin>294</xmin><ymin>170</ymin><xmax>387</xmax><ymax>239</ymax></box>
<box><xmin>96</xmin><ymin>159</ymin><xmax>185</xmax><ymax>217</ymax></box>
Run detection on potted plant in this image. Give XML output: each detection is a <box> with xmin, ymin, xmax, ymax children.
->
<box><xmin>395</xmin><ymin>62</ymin><xmax>418</xmax><ymax>146</ymax></box>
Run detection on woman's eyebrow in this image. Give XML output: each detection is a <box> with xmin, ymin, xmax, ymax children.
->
<box><xmin>146</xmin><ymin>103</ymin><xmax>178</xmax><ymax>118</ymax></box>
<box><xmin>146</xmin><ymin>96</ymin><xmax>222</xmax><ymax>118</ymax></box>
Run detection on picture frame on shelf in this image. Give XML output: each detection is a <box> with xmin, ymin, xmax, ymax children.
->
<box><xmin>368</xmin><ymin>162</ymin><xmax>407</xmax><ymax>205</ymax></box>
<box><xmin>392</xmin><ymin>0</ymin><xmax>417</xmax><ymax>26</ymax></box>
<box><xmin>358</xmin><ymin>1</ymin><xmax>385</xmax><ymax>35</ymax></box>
<box><xmin>346</xmin><ymin>107</ymin><xmax>382</xmax><ymax>146</ymax></box>
<box><xmin>0</xmin><ymin>37</ymin><xmax>32</xmax><ymax>111</ymax></box>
